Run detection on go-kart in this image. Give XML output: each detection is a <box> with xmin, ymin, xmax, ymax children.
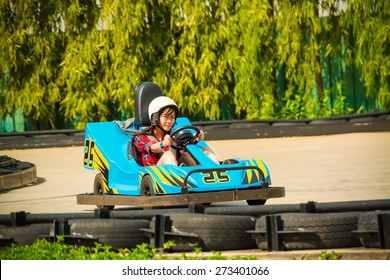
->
<box><xmin>77</xmin><ymin>82</ymin><xmax>284</xmax><ymax>209</ymax></box>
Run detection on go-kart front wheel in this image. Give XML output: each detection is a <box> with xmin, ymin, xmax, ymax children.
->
<box><xmin>140</xmin><ymin>175</ymin><xmax>156</xmax><ymax>210</ymax></box>
<box><xmin>94</xmin><ymin>173</ymin><xmax>114</xmax><ymax>210</ymax></box>
<box><xmin>140</xmin><ymin>175</ymin><xmax>155</xmax><ymax>196</ymax></box>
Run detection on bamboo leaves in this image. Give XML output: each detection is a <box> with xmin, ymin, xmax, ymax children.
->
<box><xmin>342</xmin><ymin>0</ymin><xmax>390</xmax><ymax>108</ymax></box>
<box><xmin>0</xmin><ymin>0</ymin><xmax>389</xmax><ymax>130</ymax></box>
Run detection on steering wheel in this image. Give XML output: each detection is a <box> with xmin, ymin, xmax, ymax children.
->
<box><xmin>170</xmin><ymin>125</ymin><xmax>201</xmax><ymax>150</ymax></box>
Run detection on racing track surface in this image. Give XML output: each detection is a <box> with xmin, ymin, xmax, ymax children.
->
<box><xmin>0</xmin><ymin>132</ymin><xmax>389</xmax><ymax>214</ymax></box>
<box><xmin>1</xmin><ymin>128</ymin><xmax>390</xmax><ymax>259</ymax></box>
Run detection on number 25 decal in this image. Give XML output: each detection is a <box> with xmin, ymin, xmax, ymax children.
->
<box><xmin>201</xmin><ymin>170</ymin><xmax>230</xmax><ymax>184</ymax></box>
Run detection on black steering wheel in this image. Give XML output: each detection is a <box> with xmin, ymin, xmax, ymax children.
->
<box><xmin>170</xmin><ymin>125</ymin><xmax>201</xmax><ymax>150</ymax></box>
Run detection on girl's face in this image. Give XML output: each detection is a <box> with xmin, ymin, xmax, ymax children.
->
<box><xmin>159</xmin><ymin>107</ymin><xmax>176</xmax><ymax>131</ymax></box>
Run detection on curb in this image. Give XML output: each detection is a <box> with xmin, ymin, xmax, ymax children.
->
<box><xmin>163</xmin><ymin>248</ymin><xmax>390</xmax><ymax>260</ymax></box>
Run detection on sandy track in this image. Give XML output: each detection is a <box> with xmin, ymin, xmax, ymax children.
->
<box><xmin>0</xmin><ymin>132</ymin><xmax>389</xmax><ymax>214</ymax></box>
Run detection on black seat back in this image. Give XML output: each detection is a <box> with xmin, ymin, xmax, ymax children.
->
<box><xmin>134</xmin><ymin>82</ymin><xmax>163</xmax><ymax>129</ymax></box>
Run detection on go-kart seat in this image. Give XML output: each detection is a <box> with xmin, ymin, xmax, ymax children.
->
<box><xmin>134</xmin><ymin>81</ymin><xmax>163</xmax><ymax>129</ymax></box>
<box><xmin>129</xmin><ymin>137</ymin><xmax>143</xmax><ymax>165</ymax></box>
<box><xmin>130</xmin><ymin>81</ymin><xmax>163</xmax><ymax>166</ymax></box>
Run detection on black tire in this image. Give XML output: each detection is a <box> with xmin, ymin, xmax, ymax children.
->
<box><xmin>149</xmin><ymin>213</ymin><xmax>257</xmax><ymax>252</ymax></box>
<box><xmin>357</xmin><ymin>210</ymin><xmax>390</xmax><ymax>248</ymax></box>
<box><xmin>0</xmin><ymin>223</ymin><xmax>52</xmax><ymax>245</ymax></box>
<box><xmin>246</xmin><ymin>199</ymin><xmax>267</xmax><ymax>206</ymax></box>
<box><xmin>0</xmin><ymin>161</ymin><xmax>36</xmax><ymax>175</ymax></box>
<box><xmin>0</xmin><ymin>156</ymin><xmax>17</xmax><ymax>168</ymax></box>
<box><xmin>254</xmin><ymin>212</ymin><xmax>361</xmax><ymax>250</ymax></box>
<box><xmin>140</xmin><ymin>175</ymin><xmax>155</xmax><ymax>196</ymax></box>
<box><xmin>140</xmin><ymin>175</ymin><xmax>156</xmax><ymax>210</ymax></box>
<box><xmin>69</xmin><ymin>219</ymin><xmax>150</xmax><ymax>250</ymax></box>
<box><xmin>0</xmin><ymin>161</ymin><xmax>37</xmax><ymax>191</ymax></box>
<box><xmin>94</xmin><ymin>173</ymin><xmax>114</xmax><ymax>210</ymax></box>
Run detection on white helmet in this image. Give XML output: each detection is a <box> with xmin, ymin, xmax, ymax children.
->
<box><xmin>148</xmin><ymin>96</ymin><xmax>179</xmax><ymax>126</ymax></box>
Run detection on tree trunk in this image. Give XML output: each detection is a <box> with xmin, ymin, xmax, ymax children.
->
<box><xmin>315</xmin><ymin>54</ymin><xmax>325</xmax><ymax>104</ymax></box>
<box><xmin>92</xmin><ymin>105</ymin><xmax>99</xmax><ymax>122</ymax></box>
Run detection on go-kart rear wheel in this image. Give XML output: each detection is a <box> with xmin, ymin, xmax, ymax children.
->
<box><xmin>246</xmin><ymin>199</ymin><xmax>267</xmax><ymax>206</ymax></box>
<box><xmin>94</xmin><ymin>173</ymin><xmax>114</xmax><ymax>210</ymax></box>
<box><xmin>140</xmin><ymin>175</ymin><xmax>155</xmax><ymax>196</ymax></box>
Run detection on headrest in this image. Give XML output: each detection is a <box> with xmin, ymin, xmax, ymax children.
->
<box><xmin>134</xmin><ymin>82</ymin><xmax>163</xmax><ymax>128</ymax></box>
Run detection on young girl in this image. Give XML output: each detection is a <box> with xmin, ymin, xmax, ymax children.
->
<box><xmin>134</xmin><ymin>96</ymin><xmax>218</xmax><ymax>166</ymax></box>
<box><xmin>133</xmin><ymin>96</ymin><xmax>178</xmax><ymax>166</ymax></box>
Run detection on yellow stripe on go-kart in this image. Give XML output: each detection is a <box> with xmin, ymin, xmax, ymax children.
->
<box><xmin>145</xmin><ymin>165</ymin><xmax>195</xmax><ymax>194</ymax></box>
<box><xmin>149</xmin><ymin>166</ymin><xmax>178</xmax><ymax>187</ymax></box>
<box><xmin>244</xmin><ymin>159</ymin><xmax>268</xmax><ymax>184</ymax></box>
<box><xmin>83</xmin><ymin>138</ymin><xmax>118</xmax><ymax>194</ymax></box>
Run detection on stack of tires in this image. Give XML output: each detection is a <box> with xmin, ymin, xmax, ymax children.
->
<box><xmin>356</xmin><ymin>210</ymin><xmax>390</xmax><ymax>249</ymax></box>
<box><xmin>253</xmin><ymin>212</ymin><xmax>362</xmax><ymax>250</ymax></box>
<box><xmin>146</xmin><ymin>212</ymin><xmax>370</xmax><ymax>252</ymax></box>
<box><xmin>67</xmin><ymin>219</ymin><xmax>150</xmax><ymax>250</ymax></box>
<box><xmin>1</xmin><ymin>210</ymin><xmax>389</xmax><ymax>251</ymax></box>
<box><xmin>0</xmin><ymin>155</ymin><xmax>37</xmax><ymax>191</ymax></box>
<box><xmin>149</xmin><ymin>213</ymin><xmax>257</xmax><ymax>252</ymax></box>
<box><xmin>0</xmin><ymin>223</ymin><xmax>52</xmax><ymax>246</ymax></box>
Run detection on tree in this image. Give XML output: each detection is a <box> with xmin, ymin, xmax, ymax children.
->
<box><xmin>1</xmin><ymin>0</ymin><xmax>388</xmax><ymax>131</ymax></box>
<box><xmin>0</xmin><ymin>0</ymin><xmax>64</xmax><ymax>128</ymax></box>
<box><xmin>342</xmin><ymin>0</ymin><xmax>390</xmax><ymax>110</ymax></box>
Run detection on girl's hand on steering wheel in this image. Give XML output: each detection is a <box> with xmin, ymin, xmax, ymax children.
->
<box><xmin>196</xmin><ymin>130</ymin><xmax>205</xmax><ymax>141</ymax></box>
<box><xmin>162</xmin><ymin>134</ymin><xmax>173</xmax><ymax>147</ymax></box>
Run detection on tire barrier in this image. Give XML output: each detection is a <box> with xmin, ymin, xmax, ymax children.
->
<box><xmin>1</xmin><ymin>200</ymin><xmax>390</xmax><ymax>251</ymax></box>
<box><xmin>204</xmin><ymin>199</ymin><xmax>390</xmax><ymax>217</ymax></box>
<box><xmin>0</xmin><ymin>223</ymin><xmax>52</xmax><ymax>246</ymax></box>
<box><xmin>205</xmin><ymin>204</ymin><xmax>302</xmax><ymax>217</ymax></box>
<box><xmin>68</xmin><ymin>219</ymin><xmax>150</xmax><ymax>250</ymax></box>
<box><xmin>251</xmin><ymin>212</ymin><xmax>361</xmax><ymax>251</ymax></box>
<box><xmin>355</xmin><ymin>210</ymin><xmax>390</xmax><ymax>249</ymax></box>
<box><xmin>0</xmin><ymin>156</ymin><xmax>17</xmax><ymax>168</ymax></box>
<box><xmin>0</xmin><ymin>157</ymin><xmax>37</xmax><ymax>191</ymax></box>
<box><xmin>147</xmin><ymin>213</ymin><xmax>257</xmax><ymax>252</ymax></box>
<box><xmin>1</xmin><ymin>111</ymin><xmax>389</xmax><ymax>149</ymax></box>
<box><xmin>197</xmin><ymin>111</ymin><xmax>390</xmax><ymax>140</ymax></box>
<box><xmin>308</xmin><ymin>200</ymin><xmax>390</xmax><ymax>213</ymax></box>
<box><xmin>0</xmin><ymin>211</ymin><xmax>95</xmax><ymax>227</ymax></box>
<box><xmin>108</xmin><ymin>207</ymin><xmax>190</xmax><ymax>221</ymax></box>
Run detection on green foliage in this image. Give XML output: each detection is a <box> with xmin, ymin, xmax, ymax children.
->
<box><xmin>0</xmin><ymin>237</ymin><xmax>256</xmax><ymax>260</ymax></box>
<box><xmin>228</xmin><ymin>0</ymin><xmax>277</xmax><ymax>119</ymax></box>
<box><xmin>1</xmin><ymin>0</ymin><xmax>389</xmax><ymax>129</ymax></box>
<box><xmin>341</xmin><ymin>0</ymin><xmax>390</xmax><ymax>110</ymax></box>
<box><xmin>0</xmin><ymin>237</ymin><xmax>158</xmax><ymax>260</ymax></box>
<box><xmin>0</xmin><ymin>237</ymin><xmax>342</xmax><ymax>260</ymax></box>
<box><xmin>318</xmin><ymin>250</ymin><xmax>342</xmax><ymax>260</ymax></box>
<box><xmin>0</xmin><ymin>0</ymin><xmax>64</xmax><ymax>128</ymax></box>
<box><xmin>321</xmin><ymin>81</ymin><xmax>354</xmax><ymax>117</ymax></box>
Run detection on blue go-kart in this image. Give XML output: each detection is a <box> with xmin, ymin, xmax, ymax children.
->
<box><xmin>77</xmin><ymin>82</ymin><xmax>285</xmax><ymax>209</ymax></box>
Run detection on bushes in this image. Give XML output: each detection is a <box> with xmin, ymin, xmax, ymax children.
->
<box><xmin>0</xmin><ymin>236</ymin><xmax>345</xmax><ymax>260</ymax></box>
<box><xmin>0</xmin><ymin>237</ymin><xmax>157</xmax><ymax>260</ymax></box>
<box><xmin>0</xmin><ymin>237</ymin><xmax>253</xmax><ymax>260</ymax></box>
